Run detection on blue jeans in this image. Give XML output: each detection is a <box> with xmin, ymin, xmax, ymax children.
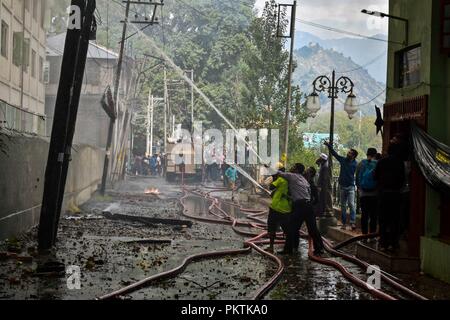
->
<box><xmin>340</xmin><ymin>186</ymin><xmax>356</xmax><ymax>225</ymax></box>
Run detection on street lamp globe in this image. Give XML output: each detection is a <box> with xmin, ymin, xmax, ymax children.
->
<box><xmin>344</xmin><ymin>93</ymin><xmax>358</xmax><ymax>119</ymax></box>
<box><xmin>306</xmin><ymin>92</ymin><xmax>321</xmax><ymax>118</ymax></box>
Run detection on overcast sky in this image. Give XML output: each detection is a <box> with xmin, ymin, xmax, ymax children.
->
<box><xmin>254</xmin><ymin>0</ymin><xmax>389</xmax><ymax>39</ymax></box>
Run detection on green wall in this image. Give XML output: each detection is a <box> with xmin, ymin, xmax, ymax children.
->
<box><xmin>387</xmin><ymin>0</ymin><xmax>450</xmax><ymax>283</ymax></box>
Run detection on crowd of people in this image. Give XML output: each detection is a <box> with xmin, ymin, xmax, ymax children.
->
<box><xmin>265</xmin><ymin>136</ymin><xmax>411</xmax><ymax>256</ymax></box>
<box><xmin>132</xmin><ymin>153</ymin><xmax>165</xmax><ymax>177</ymax></box>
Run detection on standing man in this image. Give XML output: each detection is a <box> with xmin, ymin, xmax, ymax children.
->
<box><xmin>356</xmin><ymin>148</ymin><xmax>379</xmax><ymax>236</ymax></box>
<box><xmin>374</xmin><ymin>144</ymin><xmax>405</xmax><ymax>252</ymax></box>
<box><xmin>316</xmin><ymin>154</ymin><xmax>333</xmax><ymax>217</ymax></box>
<box><xmin>278</xmin><ymin>164</ymin><xmax>324</xmax><ymax>256</ymax></box>
<box><xmin>225</xmin><ymin>166</ymin><xmax>238</xmax><ymax>201</ymax></box>
<box><xmin>325</xmin><ymin>142</ymin><xmax>359</xmax><ymax>231</ymax></box>
<box><xmin>266</xmin><ymin>166</ymin><xmax>292</xmax><ymax>253</ymax></box>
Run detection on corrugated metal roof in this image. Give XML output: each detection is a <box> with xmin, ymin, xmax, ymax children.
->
<box><xmin>46</xmin><ymin>33</ymin><xmax>119</xmax><ymax>60</ymax></box>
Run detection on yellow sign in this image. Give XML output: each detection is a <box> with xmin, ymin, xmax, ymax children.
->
<box><xmin>436</xmin><ymin>149</ymin><xmax>450</xmax><ymax>165</ymax></box>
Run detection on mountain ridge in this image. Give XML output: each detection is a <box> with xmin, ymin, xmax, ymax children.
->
<box><xmin>294</xmin><ymin>31</ymin><xmax>388</xmax><ymax>83</ymax></box>
<box><xmin>294</xmin><ymin>43</ymin><xmax>386</xmax><ymax>116</ymax></box>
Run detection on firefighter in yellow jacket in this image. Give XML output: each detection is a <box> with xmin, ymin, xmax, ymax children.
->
<box><xmin>266</xmin><ymin>164</ymin><xmax>293</xmax><ymax>253</ymax></box>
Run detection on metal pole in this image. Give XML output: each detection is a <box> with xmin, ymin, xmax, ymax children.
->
<box><xmin>329</xmin><ymin>70</ymin><xmax>336</xmax><ymax>171</ymax></box>
<box><xmin>101</xmin><ymin>0</ymin><xmax>130</xmax><ymax>195</ymax></box>
<box><xmin>172</xmin><ymin>115</ymin><xmax>175</xmax><ymax>137</ymax></box>
<box><xmin>283</xmin><ymin>1</ymin><xmax>297</xmax><ymax>167</ymax></box>
<box><xmin>190</xmin><ymin>70</ymin><xmax>194</xmax><ymax>129</ymax></box>
<box><xmin>150</xmin><ymin>95</ymin><xmax>154</xmax><ymax>156</ymax></box>
<box><xmin>146</xmin><ymin>90</ymin><xmax>151</xmax><ymax>156</ymax></box>
<box><xmin>164</xmin><ymin>67</ymin><xmax>168</xmax><ymax>153</ymax></box>
<box><xmin>38</xmin><ymin>0</ymin><xmax>95</xmax><ymax>250</ymax></box>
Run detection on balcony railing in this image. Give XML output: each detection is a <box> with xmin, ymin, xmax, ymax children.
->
<box><xmin>0</xmin><ymin>100</ymin><xmax>46</xmax><ymax>136</ymax></box>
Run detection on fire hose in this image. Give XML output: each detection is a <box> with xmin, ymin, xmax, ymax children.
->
<box><xmin>202</xmin><ymin>188</ymin><xmax>427</xmax><ymax>300</ymax></box>
<box><xmin>98</xmin><ymin>186</ymin><xmax>427</xmax><ymax>301</ymax></box>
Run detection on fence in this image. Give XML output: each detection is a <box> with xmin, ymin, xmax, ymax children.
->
<box><xmin>0</xmin><ymin>100</ymin><xmax>46</xmax><ymax>136</ymax></box>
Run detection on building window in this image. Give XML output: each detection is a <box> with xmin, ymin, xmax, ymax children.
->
<box><xmin>12</xmin><ymin>33</ymin><xmax>30</xmax><ymax>70</ymax></box>
<box><xmin>441</xmin><ymin>0</ymin><xmax>450</xmax><ymax>53</ymax></box>
<box><xmin>23</xmin><ymin>38</ymin><xmax>30</xmax><ymax>71</ymax></box>
<box><xmin>39</xmin><ymin>56</ymin><xmax>44</xmax><ymax>82</ymax></box>
<box><xmin>13</xmin><ymin>32</ymin><xmax>22</xmax><ymax>67</ymax></box>
<box><xmin>1</xmin><ymin>21</ymin><xmax>8</xmax><ymax>59</ymax></box>
<box><xmin>395</xmin><ymin>45</ymin><xmax>421</xmax><ymax>88</ymax></box>
<box><xmin>43</xmin><ymin>60</ymin><xmax>50</xmax><ymax>84</ymax></box>
<box><xmin>31</xmin><ymin>49</ymin><xmax>36</xmax><ymax>78</ymax></box>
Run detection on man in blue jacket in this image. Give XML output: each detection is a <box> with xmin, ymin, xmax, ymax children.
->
<box><xmin>325</xmin><ymin>142</ymin><xmax>359</xmax><ymax>231</ymax></box>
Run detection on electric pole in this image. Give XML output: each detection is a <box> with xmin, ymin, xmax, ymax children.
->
<box><xmin>187</xmin><ymin>70</ymin><xmax>194</xmax><ymax>129</ymax></box>
<box><xmin>164</xmin><ymin>66</ymin><xmax>168</xmax><ymax>153</ymax></box>
<box><xmin>100</xmin><ymin>0</ymin><xmax>163</xmax><ymax>195</ymax></box>
<box><xmin>146</xmin><ymin>91</ymin><xmax>154</xmax><ymax>156</ymax></box>
<box><xmin>38</xmin><ymin>0</ymin><xmax>96</xmax><ymax>250</ymax></box>
<box><xmin>277</xmin><ymin>1</ymin><xmax>297</xmax><ymax>167</ymax></box>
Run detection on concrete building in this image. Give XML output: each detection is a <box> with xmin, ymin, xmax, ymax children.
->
<box><xmin>0</xmin><ymin>0</ymin><xmax>47</xmax><ymax>135</ymax></box>
<box><xmin>45</xmin><ymin>32</ymin><xmax>133</xmax><ymax>149</ymax></box>
<box><xmin>385</xmin><ymin>0</ymin><xmax>450</xmax><ymax>283</ymax></box>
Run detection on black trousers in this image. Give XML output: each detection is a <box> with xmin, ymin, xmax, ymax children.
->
<box><xmin>285</xmin><ymin>200</ymin><xmax>324</xmax><ymax>253</ymax></box>
<box><xmin>378</xmin><ymin>192</ymin><xmax>402</xmax><ymax>249</ymax></box>
<box><xmin>267</xmin><ymin>208</ymin><xmax>290</xmax><ymax>236</ymax></box>
<box><xmin>360</xmin><ymin>196</ymin><xmax>378</xmax><ymax>235</ymax></box>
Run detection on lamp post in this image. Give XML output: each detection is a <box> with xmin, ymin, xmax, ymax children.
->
<box><xmin>306</xmin><ymin>70</ymin><xmax>358</xmax><ymax>231</ymax></box>
<box><xmin>306</xmin><ymin>70</ymin><xmax>357</xmax><ymax>168</ymax></box>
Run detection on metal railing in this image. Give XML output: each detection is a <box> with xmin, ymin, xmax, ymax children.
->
<box><xmin>0</xmin><ymin>100</ymin><xmax>46</xmax><ymax>136</ymax></box>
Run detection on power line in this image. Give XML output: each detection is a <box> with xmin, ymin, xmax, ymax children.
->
<box><xmin>338</xmin><ymin>88</ymin><xmax>386</xmax><ymax>107</ymax></box>
<box><xmin>336</xmin><ymin>50</ymin><xmax>387</xmax><ymax>74</ymax></box>
<box><xmin>296</xmin><ymin>19</ymin><xmax>401</xmax><ymax>45</ymax></box>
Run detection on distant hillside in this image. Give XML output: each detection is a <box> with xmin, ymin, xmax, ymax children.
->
<box><xmin>294</xmin><ymin>43</ymin><xmax>386</xmax><ymax>116</ymax></box>
<box><xmin>295</xmin><ymin>31</ymin><xmax>388</xmax><ymax>84</ymax></box>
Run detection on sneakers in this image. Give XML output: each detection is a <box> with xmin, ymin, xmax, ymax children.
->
<box><xmin>351</xmin><ymin>224</ymin><xmax>357</xmax><ymax>231</ymax></box>
<box><xmin>340</xmin><ymin>225</ymin><xmax>347</xmax><ymax>230</ymax></box>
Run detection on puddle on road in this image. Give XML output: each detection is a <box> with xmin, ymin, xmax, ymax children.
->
<box><xmin>182</xmin><ymin>195</ymin><xmax>246</xmax><ymax>220</ymax></box>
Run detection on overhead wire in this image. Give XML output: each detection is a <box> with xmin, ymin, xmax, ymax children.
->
<box><xmin>335</xmin><ymin>50</ymin><xmax>387</xmax><ymax>74</ymax></box>
<box><xmin>296</xmin><ymin>19</ymin><xmax>400</xmax><ymax>45</ymax></box>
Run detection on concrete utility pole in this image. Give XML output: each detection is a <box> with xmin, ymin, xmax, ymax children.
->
<box><xmin>146</xmin><ymin>91</ymin><xmax>154</xmax><ymax>156</ymax></box>
<box><xmin>164</xmin><ymin>66</ymin><xmax>168</xmax><ymax>153</ymax></box>
<box><xmin>101</xmin><ymin>0</ymin><xmax>130</xmax><ymax>196</ymax></box>
<box><xmin>278</xmin><ymin>1</ymin><xmax>297</xmax><ymax>167</ymax></box>
<box><xmin>100</xmin><ymin>0</ymin><xmax>163</xmax><ymax>194</ymax></box>
<box><xmin>188</xmin><ymin>70</ymin><xmax>194</xmax><ymax>128</ymax></box>
<box><xmin>38</xmin><ymin>0</ymin><xmax>96</xmax><ymax>250</ymax></box>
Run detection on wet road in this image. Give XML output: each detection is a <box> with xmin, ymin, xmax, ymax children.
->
<box><xmin>1</xmin><ymin>177</ymin><xmax>448</xmax><ymax>300</ymax></box>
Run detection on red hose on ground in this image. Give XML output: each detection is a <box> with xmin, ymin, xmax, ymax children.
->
<box><xmin>99</xmin><ymin>186</ymin><xmax>427</xmax><ymax>301</ymax></box>
<box><xmin>307</xmin><ymin>238</ymin><xmax>397</xmax><ymax>300</ymax></box>
<box><xmin>97</xmin><ymin>247</ymin><xmax>252</xmax><ymax>300</ymax></box>
<box><xmin>189</xmin><ymin>189</ymin><xmax>415</xmax><ymax>300</ymax></box>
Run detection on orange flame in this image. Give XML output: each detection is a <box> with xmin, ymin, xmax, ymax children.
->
<box><xmin>145</xmin><ymin>188</ymin><xmax>160</xmax><ymax>195</ymax></box>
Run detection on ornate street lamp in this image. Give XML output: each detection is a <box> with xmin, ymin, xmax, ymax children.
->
<box><xmin>306</xmin><ymin>70</ymin><xmax>357</xmax><ymax>168</ymax></box>
<box><xmin>306</xmin><ymin>70</ymin><xmax>357</xmax><ymax>230</ymax></box>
